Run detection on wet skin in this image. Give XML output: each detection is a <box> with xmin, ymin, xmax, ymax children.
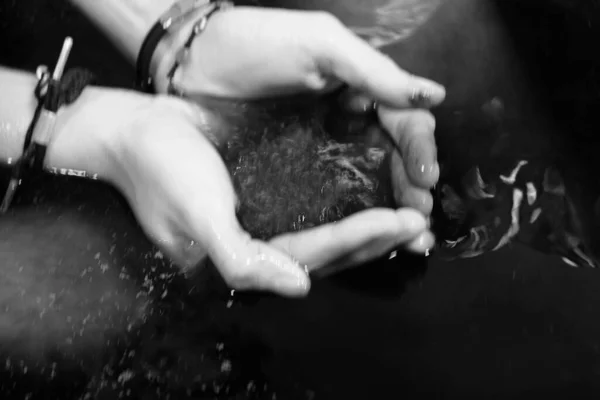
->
<box><xmin>2</xmin><ymin>0</ymin><xmax>600</xmax><ymax>398</ymax></box>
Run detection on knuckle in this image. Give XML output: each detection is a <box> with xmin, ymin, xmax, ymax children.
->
<box><xmin>304</xmin><ymin>11</ymin><xmax>345</xmax><ymax>65</ymax></box>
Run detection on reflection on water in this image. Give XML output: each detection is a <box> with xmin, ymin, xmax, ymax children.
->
<box><xmin>350</xmin><ymin>0</ymin><xmax>443</xmax><ymax>47</ymax></box>
<box><xmin>239</xmin><ymin>0</ymin><xmax>443</xmax><ymax>47</ymax></box>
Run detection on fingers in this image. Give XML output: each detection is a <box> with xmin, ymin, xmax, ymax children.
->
<box><xmin>312</xmin><ymin>18</ymin><xmax>445</xmax><ymax>109</ymax></box>
<box><xmin>405</xmin><ymin>230</ymin><xmax>436</xmax><ymax>254</ymax></box>
<box><xmin>269</xmin><ymin>208</ymin><xmax>429</xmax><ymax>275</ymax></box>
<box><xmin>389</xmin><ymin>151</ymin><xmax>435</xmax><ymax>215</ymax></box>
<box><xmin>335</xmin><ymin>91</ymin><xmax>438</xmax><ymax>214</ymax></box>
<box><xmin>379</xmin><ymin>107</ymin><xmax>440</xmax><ymax>189</ymax></box>
<box><xmin>185</xmin><ymin>207</ymin><xmax>431</xmax><ymax>296</ymax></box>
<box><xmin>141</xmin><ymin>106</ymin><xmax>311</xmax><ymax>298</ymax></box>
<box><xmin>166</xmin><ymin>182</ymin><xmax>311</xmax><ymax>297</ymax></box>
<box><xmin>199</xmin><ymin>219</ymin><xmax>311</xmax><ymax>298</ymax></box>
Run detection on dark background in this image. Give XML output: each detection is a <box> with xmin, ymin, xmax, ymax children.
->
<box><xmin>1</xmin><ymin>0</ymin><xmax>600</xmax><ymax>399</ymax></box>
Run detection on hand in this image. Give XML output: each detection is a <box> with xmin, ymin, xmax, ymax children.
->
<box><xmin>53</xmin><ymin>89</ymin><xmax>433</xmax><ymax>297</ymax></box>
<box><xmin>158</xmin><ymin>6</ymin><xmax>445</xmax><ymax>215</ymax></box>
<box><xmin>164</xmin><ymin>7</ymin><xmax>444</xmax><ymax>102</ymax></box>
<box><xmin>379</xmin><ymin>106</ymin><xmax>439</xmax><ymax>216</ymax></box>
<box><xmin>339</xmin><ymin>93</ymin><xmax>441</xmax><ymax>216</ymax></box>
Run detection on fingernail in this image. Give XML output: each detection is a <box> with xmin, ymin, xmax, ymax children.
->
<box><xmin>410</xmin><ymin>88</ymin><xmax>432</xmax><ymax>108</ymax></box>
<box><xmin>422</xmin><ymin>163</ymin><xmax>437</xmax><ymax>179</ymax></box>
<box><xmin>418</xmin><ymin>231</ymin><xmax>435</xmax><ymax>249</ymax></box>
<box><xmin>408</xmin><ymin>230</ymin><xmax>436</xmax><ymax>254</ymax></box>
<box><xmin>408</xmin><ymin>142</ymin><xmax>438</xmax><ymax>186</ymax></box>
<box><xmin>411</xmin><ymin>160</ymin><xmax>439</xmax><ymax>186</ymax></box>
<box><xmin>280</xmin><ymin>266</ymin><xmax>310</xmax><ymax>296</ymax></box>
<box><xmin>410</xmin><ymin>81</ymin><xmax>445</xmax><ymax>108</ymax></box>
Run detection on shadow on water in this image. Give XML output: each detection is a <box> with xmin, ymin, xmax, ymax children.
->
<box><xmin>2</xmin><ymin>0</ymin><xmax>600</xmax><ymax>399</ymax></box>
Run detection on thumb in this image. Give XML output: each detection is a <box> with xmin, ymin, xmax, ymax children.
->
<box><xmin>203</xmin><ymin>220</ymin><xmax>311</xmax><ymax>297</ymax></box>
<box><xmin>312</xmin><ymin>20</ymin><xmax>446</xmax><ymax>108</ymax></box>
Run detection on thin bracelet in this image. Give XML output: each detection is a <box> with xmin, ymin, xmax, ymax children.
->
<box><xmin>136</xmin><ymin>0</ymin><xmax>233</xmax><ymax>93</ymax></box>
<box><xmin>166</xmin><ymin>1</ymin><xmax>232</xmax><ymax>96</ymax></box>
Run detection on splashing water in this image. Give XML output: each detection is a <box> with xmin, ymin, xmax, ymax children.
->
<box><xmin>435</xmin><ymin>160</ymin><xmax>598</xmax><ymax>268</ymax></box>
<box><xmin>432</xmin><ymin>98</ymin><xmax>599</xmax><ymax>268</ymax></box>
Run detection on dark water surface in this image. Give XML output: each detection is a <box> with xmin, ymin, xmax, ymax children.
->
<box><xmin>2</xmin><ymin>0</ymin><xmax>600</xmax><ymax>399</ymax></box>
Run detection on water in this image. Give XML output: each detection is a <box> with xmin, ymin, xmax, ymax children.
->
<box><xmin>2</xmin><ymin>0</ymin><xmax>600</xmax><ymax>398</ymax></box>
<box><xmin>237</xmin><ymin>0</ymin><xmax>443</xmax><ymax>47</ymax></box>
<box><xmin>433</xmin><ymin>97</ymin><xmax>599</xmax><ymax>268</ymax></box>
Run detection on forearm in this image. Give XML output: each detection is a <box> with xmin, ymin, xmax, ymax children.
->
<box><xmin>0</xmin><ymin>68</ymin><xmax>37</xmax><ymax>164</ymax></box>
<box><xmin>68</xmin><ymin>0</ymin><xmax>177</xmax><ymax>65</ymax></box>
<box><xmin>0</xmin><ymin>67</ymin><xmax>129</xmax><ymax>181</ymax></box>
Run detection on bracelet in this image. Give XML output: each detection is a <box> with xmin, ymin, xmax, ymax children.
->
<box><xmin>135</xmin><ymin>0</ymin><xmax>233</xmax><ymax>94</ymax></box>
<box><xmin>0</xmin><ymin>37</ymin><xmax>95</xmax><ymax>213</ymax></box>
<box><xmin>166</xmin><ymin>1</ymin><xmax>232</xmax><ymax>96</ymax></box>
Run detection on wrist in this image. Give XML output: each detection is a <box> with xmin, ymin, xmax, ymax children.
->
<box><xmin>0</xmin><ymin>69</ymin><xmax>116</xmax><ymax>181</ymax></box>
<box><xmin>150</xmin><ymin>1</ymin><xmax>218</xmax><ymax>93</ymax></box>
<box><xmin>48</xmin><ymin>87</ymin><xmax>152</xmax><ymax>183</ymax></box>
<box><xmin>46</xmin><ymin>88</ymin><xmax>116</xmax><ymax>181</ymax></box>
<box><xmin>152</xmin><ymin>11</ymin><xmax>204</xmax><ymax>93</ymax></box>
<box><xmin>0</xmin><ymin>69</ymin><xmax>155</xmax><ymax>191</ymax></box>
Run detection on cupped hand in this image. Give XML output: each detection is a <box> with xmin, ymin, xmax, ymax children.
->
<box><xmin>344</xmin><ymin>97</ymin><xmax>441</xmax><ymax>216</ymax></box>
<box><xmin>98</xmin><ymin>95</ymin><xmax>433</xmax><ymax>297</ymax></box>
<box><xmin>168</xmin><ymin>7</ymin><xmax>444</xmax><ymax>102</ymax></box>
<box><xmin>160</xmin><ymin>6</ymin><xmax>445</xmax><ymax>215</ymax></box>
